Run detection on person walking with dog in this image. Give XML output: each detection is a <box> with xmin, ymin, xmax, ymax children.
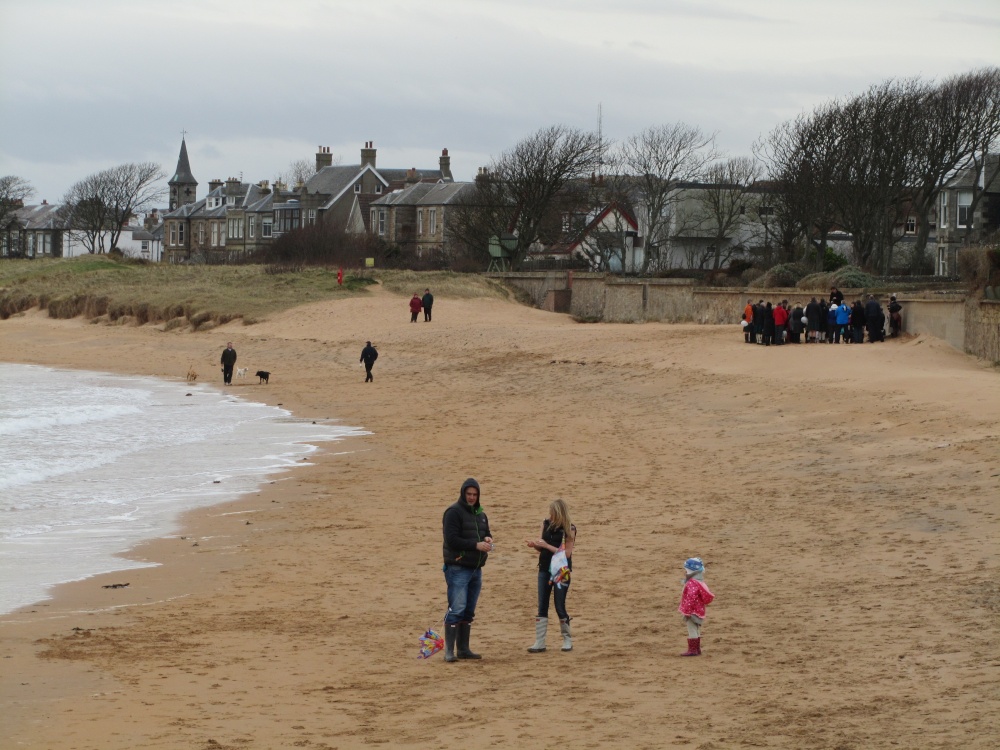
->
<box><xmin>409</xmin><ymin>293</ymin><xmax>422</xmax><ymax>323</ymax></box>
<box><xmin>220</xmin><ymin>342</ymin><xmax>237</xmax><ymax>385</ymax></box>
<box><xmin>422</xmin><ymin>288</ymin><xmax>434</xmax><ymax>322</ymax></box>
<box><xmin>442</xmin><ymin>478</ymin><xmax>494</xmax><ymax>662</ymax></box>
<box><xmin>359</xmin><ymin>341</ymin><xmax>378</xmax><ymax>383</ymax></box>
<box><xmin>526</xmin><ymin>498</ymin><xmax>577</xmax><ymax>653</ymax></box>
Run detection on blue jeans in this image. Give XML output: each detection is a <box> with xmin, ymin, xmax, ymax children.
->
<box><xmin>537</xmin><ymin>570</ymin><xmax>570</xmax><ymax>621</ymax></box>
<box><xmin>444</xmin><ymin>564</ymin><xmax>482</xmax><ymax>625</ymax></box>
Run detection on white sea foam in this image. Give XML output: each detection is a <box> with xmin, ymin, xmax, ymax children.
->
<box><xmin>0</xmin><ymin>363</ymin><xmax>366</xmax><ymax>615</ymax></box>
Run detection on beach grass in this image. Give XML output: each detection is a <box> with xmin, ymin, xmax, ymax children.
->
<box><xmin>0</xmin><ymin>257</ymin><xmax>512</xmax><ymax>328</ymax></box>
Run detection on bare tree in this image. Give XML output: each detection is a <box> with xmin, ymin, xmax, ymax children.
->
<box><xmin>696</xmin><ymin>156</ymin><xmax>762</xmax><ymax>269</ymax></box>
<box><xmin>451</xmin><ymin>125</ymin><xmax>601</xmax><ymax>267</ymax></box>
<box><xmin>279</xmin><ymin>157</ymin><xmax>324</xmax><ymax>188</ymax></box>
<box><xmin>63</xmin><ymin>163</ymin><xmax>165</xmax><ymax>254</ymax></box>
<box><xmin>0</xmin><ymin>175</ymin><xmax>35</xmax><ymax>238</ymax></box>
<box><xmin>617</xmin><ymin>123</ymin><xmax>718</xmax><ymax>271</ymax></box>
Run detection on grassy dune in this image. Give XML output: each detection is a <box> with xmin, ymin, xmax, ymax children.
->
<box><xmin>0</xmin><ymin>257</ymin><xmax>514</xmax><ymax>330</ymax></box>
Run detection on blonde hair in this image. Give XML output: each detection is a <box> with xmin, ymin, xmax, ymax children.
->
<box><xmin>549</xmin><ymin>499</ymin><xmax>574</xmax><ymax>539</ymax></box>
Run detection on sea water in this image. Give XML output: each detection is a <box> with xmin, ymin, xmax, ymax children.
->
<box><xmin>0</xmin><ymin>363</ymin><xmax>366</xmax><ymax>615</ymax></box>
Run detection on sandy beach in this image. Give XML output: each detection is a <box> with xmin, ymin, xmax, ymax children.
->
<box><xmin>2</xmin><ymin>284</ymin><xmax>998</xmax><ymax>749</ymax></box>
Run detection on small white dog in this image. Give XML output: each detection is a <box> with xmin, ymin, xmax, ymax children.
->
<box><xmin>236</xmin><ymin>367</ymin><xmax>248</xmax><ymax>380</ymax></box>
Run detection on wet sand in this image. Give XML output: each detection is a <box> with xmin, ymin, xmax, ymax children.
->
<box><xmin>2</xmin><ymin>285</ymin><xmax>999</xmax><ymax>749</ymax></box>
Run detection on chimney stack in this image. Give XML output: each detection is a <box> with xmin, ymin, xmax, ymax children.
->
<box><xmin>439</xmin><ymin>148</ymin><xmax>452</xmax><ymax>181</ymax></box>
<box><xmin>406</xmin><ymin>168</ymin><xmax>419</xmax><ymax>184</ymax></box>
<box><xmin>316</xmin><ymin>145</ymin><xmax>333</xmax><ymax>172</ymax></box>
<box><xmin>361</xmin><ymin>141</ymin><xmax>377</xmax><ymax>169</ymax></box>
<box><xmin>209</xmin><ymin>178</ymin><xmax>223</xmax><ymax>193</ymax></box>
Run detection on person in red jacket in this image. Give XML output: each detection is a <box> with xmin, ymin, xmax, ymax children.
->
<box><xmin>772</xmin><ymin>300</ymin><xmax>789</xmax><ymax>345</ymax></box>
<box><xmin>409</xmin><ymin>293</ymin><xmax>422</xmax><ymax>323</ymax></box>
<box><xmin>678</xmin><ymin>557</ymin><xmax>714</xmax><ymax>656</ymax></box>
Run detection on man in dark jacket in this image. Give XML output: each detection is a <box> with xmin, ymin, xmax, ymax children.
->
<box><xmin>421</xmin><ymin>288</ymin><xmax>434</xmax><ymax>322</ymax></box>
<box><xmin>442</xmin><ymin>478</ymin><xmax>493</xmax><ymax>662</ymax></box>
<box><xmin>888</xmin><ymin>295</ymin><xmax>903</xmax><ymax>337</ymax></box>
<box><xmin>360</xmin><ymin>341</ymin><xmax>378</xmax><ymax>382</ymax></box>
<box><xmin>220</xmin><ymin>342</ymin><xmax>237</xmax><ymax>385</ymax></box>
<box><xmin>865</xmin><ymin>295</ymin><xmax>883</xmax><ymax>343</ymax></box>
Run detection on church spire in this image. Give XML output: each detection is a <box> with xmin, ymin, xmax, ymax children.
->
<box><xmin>168</xmin><ymin>137</ymin><xmax>198</xmax><ymax>210</ymax></box>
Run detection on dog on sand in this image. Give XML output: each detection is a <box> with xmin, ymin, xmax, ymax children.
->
<box><xmin>255</xmin><ymin>370</ymin><xmax>270</xmax><ymax>384</ymax></box>
<box><xmin>186</xmin><ymin>367</ymin><xmax>198</xmax><ymax>382</ymax></box>
<box><xmin>236</xmin><ymin>366</ymin><xmax>248</xmax><ymax>380</ymax></box>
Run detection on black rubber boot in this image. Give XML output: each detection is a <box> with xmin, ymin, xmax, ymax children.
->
<box><xmin>456</xmin><ymin>622</ymin><xmax>481</xmax><ymax>659</ymax></box>
<box><xmin>444</xmin><ymin>624</ymin><xmax>457</xmax><ymax>662</ymax></box>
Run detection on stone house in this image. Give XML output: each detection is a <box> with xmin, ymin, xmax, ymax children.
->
<box><xmin>935</xmin><ymin>153</ymin><xmax>999</xmax><ymax>276</ymax></box>
<box><xmin>368</xmin><ymin>178</ymin><xmax>473</xmax><ymax>257</ymax></box>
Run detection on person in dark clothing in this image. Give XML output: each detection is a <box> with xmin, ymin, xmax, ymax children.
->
<box><xmin>442</xmin><ymin>478</ymin><xmax>494</xmax><ymax>662</ymax></box>
<box><xmin>359</xmin><ymin>341</ymin><xmax>378</xmax><ymax>382</ymax></box>
<box><xmin>220</xmin><ymin>342</ymin><xmax>237</xmax><ymax>385</ymax></box>
<box><xmin>865</xmin><ymin>295</ymin><xmax>883</xmax><ymax>343</ymax></box>
<box><xmin>805</xmin><ymin>298</ymin><xmax>821</xmax><ymax>343</ymax></box>
<box><xmin>851</xmin><ymin>300</ymin><xmax>866</xmax><ymax>343</ymax></box>
<box><xmin>422</xmin><ymin>288</ymin><xmax>434</xmax><ymax>322</ymax></box>
<box><xmin>753</xmin><ymin>300</ymin><xmax>765</xmax><ymax>344</ymax></box>
<box><xmin>789</xmin><ymin>303</ymin><xmax>805</xmax><ymax>344</ymax></box>
<box><xmin>888</xmin><ymin>295</ymin><xmax>903</xmax><ymax>337</ymax></box>
<box><xmin>830</xmin><ymin>286</ymin><xmax>844</xmax><ymax>307</ymax></box>
<box><xmin>761</xmin><ymin>302</ymin><xmax>775</xmax><ymax>346</ymax></box>
<box><xmin>526</xmin><ymin>498</ymin><xmax>577</xmax><ymax>653</ymax></box>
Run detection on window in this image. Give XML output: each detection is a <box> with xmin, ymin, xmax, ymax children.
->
<box><xmin>429</xmin><ymin>208</ymin><xmax>437</xmax><ymax>235</ymax></box>
<box><xmin>905</xmin><ymin>217</ymin><xmax>916</xmax><ymax>234</ymax></box>
<box><xmin>308</xmin><ymin>209</ymin><xmax>316</xmax><ymax>226</ymax></box>
<box><xmin>957</xmin><ymin>191</ymin><xmax>973</xmax><ymax>228</ymax></box>
<box><xmin>262</xmin><ymin>218</ymin><xmax>273</xmax><ymax>238</ymax></box>
<box><xmin>417</xmin><ymin>210</ymin><xmax>423</xmax><ymax>235</ymax></box>
<box><xmin>227</xmin><ymin>196</ymin><xmax>235</xmax><ymax>206</ymax></box>
<box><xmin>378</xmin><ymin>209</ymin><xmax>386</xmax><ymax>235</ymax></box>
<box><xmin>211</xmin><ymin>223</ymin><xmax>218</xmax><ymax>246</ymax></box>
<box><xmin>275</xmin><ymin>207</ymin><xmax>300</xmax><ymax>234</ymax></box>
<box><xmin>220</xmin><ymin>222</ymin><xmax>226</xmax><ymax>246</ymax></box>
<box><xmin>938</xmin><ymin>246</ymin><xmax>948</xmax><ymax>276</ymax></box>
<box><xmin>198</xmin><ymin>222</ymin><xmax>204</xmax><ymax>244</ymax></box>
<box><xmin>170</xmin><ymin>223</ymin><xmax>177</xmax><ymax>245</ymax></box>
<box><xmin>249</xmin><ymin>216</ymin><xmax>255</xmax><ymax>238</ymax></box>
<box><xmin>939</xmin><ymin>192</ymin><xmax>948</xmax><ymax>228</ymax></box>
<box><xmin>141</xmin><ymin>240</ymin><xmax>149</xmax><ymax>252</ymax></box>
<box><xmin>178</xmin><ymin>224</ymin><xmax>185</xmax><ymax>245</ymax></box>
<box><xmin>375</xmin><ymin>184</ymin><xmax>382</xmax><ymax>194</ymax></box>
<box><xmin>354</xmin><ymin>183</ymin><xmax>361</xmax><ymax>193</ymax></box>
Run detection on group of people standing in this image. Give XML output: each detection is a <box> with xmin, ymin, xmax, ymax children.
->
<box><xmin>441</xmin><ymin>479</ymin><xmax>713</xmax><ymax>662</ymax></box>
<box><xmin>742</xmin><ymin>287</ymin><xmax>903</xmax><ymax>346</ymax></box>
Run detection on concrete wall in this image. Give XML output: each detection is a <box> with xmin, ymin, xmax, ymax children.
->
<box><xmin>898</xmin><ymin>298</ymin><xmax>966</xmax><ymax>351</ymax></box>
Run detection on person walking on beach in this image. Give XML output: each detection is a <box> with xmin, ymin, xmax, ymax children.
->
<box><xmin>422</xmin><ymin>288</ymin><xmax>434</xmax><ymax>322</ymax></box>
<box><xmin>359</xmin><ymin>341</ymin><xmax>378</xmax><ymax>383</ymax></box>
<box><xmin>220</xmin><ymin>342</ymin><xmax>237</xmax><ymax>385</ymax></box>
<box><xmin>743</xmin><ymin>299</ymin><xmax>754</xmax><ymax>344</ymax></box>
<box><xmin>409</xmin><ymin>293</ymin><xmax>422</xmax><ymax>323</ymax></box>
<box><xmin>442</xmin><ymin>478</ymin><xmax>493</xmax><ymax>662</ymax></box>
<box><xmin>678</xmin><ymin>557</ymin><xmax>714</xmax><ymax>656</ymax></box>
<box><xmin>526</xmin><ymin>498</ymin><xmax>577</xmax><ymax>653</ymax></box>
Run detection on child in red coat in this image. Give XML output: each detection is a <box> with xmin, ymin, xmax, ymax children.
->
<box><xmin>678</xmin><ymin>557</ymin><xmax>714</xmax><ymax>656</ymax></box>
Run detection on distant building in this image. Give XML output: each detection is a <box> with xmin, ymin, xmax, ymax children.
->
<box><xmin>369</xmin><ymin>177</ymin><xmax>473</xmax><ymax>258</ymax></box>
<box><xmin>935</xmin><ymin>153</ymin><xmax>999</xmax><ymax>276</ymax></box>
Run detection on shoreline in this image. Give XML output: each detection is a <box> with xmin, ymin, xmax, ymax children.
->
<box><xmin>2</xmin><ymin>297</ymin><xmax>999</xmax><ymax>749</ymax></box>
<box><xmin>0</xmin><ymin>361</ymin><xmax>363</xmax><ymax>619</ymax></box>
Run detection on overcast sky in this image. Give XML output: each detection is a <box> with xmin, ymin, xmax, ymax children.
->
<box><xmin>2</xmin><ymin>0</ymin><xmax>998</xmax><ymax>204</ymax></box>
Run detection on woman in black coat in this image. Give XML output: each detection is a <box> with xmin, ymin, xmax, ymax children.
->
<box><xmin>761</xmin><ymin>302</ymin><xmax>775</xmax><ymax>346</ymax></box>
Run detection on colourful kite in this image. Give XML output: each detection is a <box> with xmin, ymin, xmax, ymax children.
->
<box><xmin>417</xmin><ymin>628</ymin><xmax>444</xmax><ymax>659</ymax></box>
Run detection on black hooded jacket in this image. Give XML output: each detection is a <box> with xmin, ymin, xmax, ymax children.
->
<box><xmin>442</xmin><ymin>478</ymin><xmax>492</xmax><ymax>568</ymax></box>
<box><xmin>360</xmin><ymin>344</ymin><xmax>378</xmax><ymax>367</ymax></box>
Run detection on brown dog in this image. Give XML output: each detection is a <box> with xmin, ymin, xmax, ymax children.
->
<box><xmin>186</xmin><ymin>367</ymin><xmax>198</xmax><ymax>382</ymax></box>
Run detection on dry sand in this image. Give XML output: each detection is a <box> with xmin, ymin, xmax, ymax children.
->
<box><xmin>1</xmin><ymin>284</ymin><xmax>998</xmax><ymax>749</ymax></box>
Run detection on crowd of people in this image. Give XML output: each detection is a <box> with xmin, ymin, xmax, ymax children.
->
<box><xmin>741</xmin><ymin>286</ymin><xmax>903</xmax><ymax>346</ymax></box>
